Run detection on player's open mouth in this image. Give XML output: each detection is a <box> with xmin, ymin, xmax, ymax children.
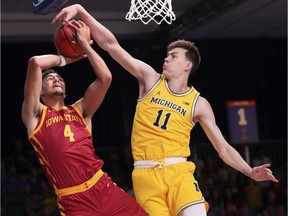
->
<box><xmin>53</xmin><ymin>85</ymin><xmax>62</xmax><ymax>88</ymax></box>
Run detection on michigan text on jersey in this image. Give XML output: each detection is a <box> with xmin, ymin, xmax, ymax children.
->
<box><xmin>150</xmin><ymin>97</ymin><xmax>187</xmax><ymax>116</ymax></box>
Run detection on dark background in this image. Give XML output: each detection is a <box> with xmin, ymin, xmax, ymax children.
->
<box><xmin>1</xmin><ymin>38</ymin><xmax>287</xmax><ymax>157</ymax></box>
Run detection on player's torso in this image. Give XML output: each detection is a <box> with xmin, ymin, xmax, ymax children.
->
<box><xmin>132</xmin><ymin>76</ymin><xmax>200</xmax><ymax>160</ymax></box>
<box><xmin>29</xmin><ymin>105</ymin><xmax>103</xmax><ymax>189</ymax></box>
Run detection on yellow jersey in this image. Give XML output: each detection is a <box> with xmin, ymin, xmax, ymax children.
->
<box><xmin>131</xmin><ymin>75</ymin><xmax>200</xmax><ymax>161</ymax></box>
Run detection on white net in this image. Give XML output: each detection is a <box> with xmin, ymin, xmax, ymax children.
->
<box><xmin>125</xmin><ymin>0</ymin><xmax>176</xmax><ymax>25</ymax></box>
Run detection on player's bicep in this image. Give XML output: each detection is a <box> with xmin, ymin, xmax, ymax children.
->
<box><xmin>107</xmin><ymin>43</ymin><xmax>157</xmax><ymax>80</ymax></box>
<box><xmin>78</xmin><ymin>79</ymin><xmax>109</xmax><ymax>119</ymax></box>
<box><xmin>22</xmin><ymin>57</ymin><xmax>43</xmax><ymax>123</ymax></box>
<box><xmin>194</xmin><ymin>97</ymin><xmax>215</xmax><ymax>124</ymax></box>
<box><xmin>194</xmin><ymin>97</ymin><xmax>226</xmax><ymax>151</ymax></box>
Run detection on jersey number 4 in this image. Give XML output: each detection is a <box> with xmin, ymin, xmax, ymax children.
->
<box><xmin>153</xmin><ymin>109</ymin><xmax>172</xmax><ymax>130</ymax></box>
<box><xmin>64</xmin><ymin>125</ymin><xmax>75</xmax><ymax>142</ymax></box>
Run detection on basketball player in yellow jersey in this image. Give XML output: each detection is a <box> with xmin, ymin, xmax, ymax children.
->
<box><xmin>53</xmin><ymin>4</ymin><xmax>279</xmax><ymax>216</ymax></box>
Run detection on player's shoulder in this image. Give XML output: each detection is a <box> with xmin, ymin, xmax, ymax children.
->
<box><xmin>196</xmin><ymin>96</ymin><xmax>212</xmax><ymax>108</ymax></box>
<box><xmin>194</xmin><ymin>96</ymin><xmax>215</xmax><ymax>120</ymax></box>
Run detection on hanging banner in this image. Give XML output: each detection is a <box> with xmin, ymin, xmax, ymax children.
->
<box><xmin>226</xmin><ymin>100</ymin><xmax>259</xmax><ymax>143</ymax></box>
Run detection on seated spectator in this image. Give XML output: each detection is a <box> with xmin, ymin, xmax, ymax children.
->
<box><xmin>225</xmin><ymin>170</ymin><xmax>244</xmax><ymax>209</ymax></box>
<box><xmin>2</xmin><ymin>165</ymin><xmax>25</xmax><ymax>215</ymax></box>
<box><xmin>223</xmin><ymin>188</ymin><xmax>240</xmax><ymax>216</ymax></box>
<box><xmin>244</xmin><ymin>178</ymin><xmax>263</xmax><ymax>215</ymax></box>
<box><xmin>7</xmin><ymin>139</ymin><xmax>31</xmax><ymax>179</ymax></box>
<box><xmin>262</xmin><ymin>190</ymin><xmax>286</xmax><ymax>216</ymax></box>
<box><xmin>207</xmin><ymin>187</ymin><xmax>225</xmax><ymax>216</ymax></box>
<box><xmin>24</xmin><ymin>167</ymin><xmax>49</xmax><ymax>215</ymax></box>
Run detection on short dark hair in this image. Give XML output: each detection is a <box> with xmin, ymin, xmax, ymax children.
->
<box><xmin>42</xmin><ymin>69</ymin><xmax>58</xmax><ymax>80</ymax></box>
<box><xmin>167</xmin><ymin>40</ymin><xmax>201</xmax><ymax>74</ymax></box>
<box><xmin>42</xmin><ymin>69</ymin><xmax>65</xmax><ymax>84</ymax></box>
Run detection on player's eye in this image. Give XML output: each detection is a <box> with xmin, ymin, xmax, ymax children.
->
<box><xmin>46</xmin><ymin>77</ymin><xmax>53</xmax><ymax>81</ymax></box>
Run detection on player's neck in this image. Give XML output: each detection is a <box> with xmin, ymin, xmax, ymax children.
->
<box><xmin>167</xmin><ymin>78</ymin><xmax>189</xmax><ymax>93</ymax></box>
<box><xmin>43</xmin><ymin>97</ymin><xmax>65</xmax><ymax>109</ymax></box>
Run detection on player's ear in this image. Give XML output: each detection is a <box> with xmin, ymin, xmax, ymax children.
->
<box><xmin>184</xmin><ymin>62</ymin><xmax>192</xmax><ymax>72</ymax></box>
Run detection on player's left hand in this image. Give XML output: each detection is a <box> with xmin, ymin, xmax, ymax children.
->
<box><xmin>52</xmin><ymin>4</ymin><xmax>82</xmax><ymax>25</ymax></box>
<box><xmin>249</xmin><ymin>164</ymin><xmax>278</xmax><ymax>182</ymax></box>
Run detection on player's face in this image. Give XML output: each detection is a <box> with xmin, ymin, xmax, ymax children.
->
<box><xmin>42</xmin><ymin>73</ymin><xmax>66</xmax><ymax>96</ymax></box>
<box><xmin>162</xmin><ymin>48</ymin><xmax>192</xmax><ymax>78</ymax></box>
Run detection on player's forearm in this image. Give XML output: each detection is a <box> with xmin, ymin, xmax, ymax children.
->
<box><xmin>77</xmin><ymin>6</ymin><xmax>119</xmax><ymax>51</ymax></box>
<box><xmin>31</xmin><ymin>54</ymin><xmax>63</xmax><ymax>70</ymax></box>
<box><xmin>219</xmin><ymin>144</ymin><xmax>253</xmax><ymax>178</ymax></box>
<box><xmin>83</xmin><ymin>44</ymin><xmax>112</xmax><ymax>84</ymax></box>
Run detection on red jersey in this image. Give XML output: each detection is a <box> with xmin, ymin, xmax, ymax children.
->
<box><xmin>29</xmin><ymin>105</ymin><xmax>103</xmax><ymax>190</ymax></box>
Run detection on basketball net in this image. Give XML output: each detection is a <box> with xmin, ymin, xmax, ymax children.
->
<box><xmin>125</xmin><ymin>0</ymin><xmax>176</xmax><ymax>25</ymax></box>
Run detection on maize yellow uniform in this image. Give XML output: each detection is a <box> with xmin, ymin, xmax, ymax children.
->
<box><xmin>131</xmin><ymin>75</ymin><xmax>207</xmax><ymax>215</ymax></box>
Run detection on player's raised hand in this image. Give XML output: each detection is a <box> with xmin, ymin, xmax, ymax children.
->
<box><xmin>68</xmin><ymin>20</ymin><xmax>93</xmax><ymax>46</ymax></box>
<box><xmin>249</xmin><ymin>164</ymin><xmax>278</xmax><ymax>182</ymax></box>
<box><xmin>52</xmin><ymin>4</ymin><xmax>83</xmax><ymax>25</ymax></box>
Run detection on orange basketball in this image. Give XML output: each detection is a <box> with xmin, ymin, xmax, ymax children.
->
<box><xmin>54</xmin><ymin>22</ymin><xmax>84</xmax><ymax>58</ymax></box>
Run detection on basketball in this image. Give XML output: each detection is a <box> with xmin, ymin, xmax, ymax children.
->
<box><xmin>54</xmin><ymin>22</ymin><xmax>84</xmax><ymax>58</ymax></box>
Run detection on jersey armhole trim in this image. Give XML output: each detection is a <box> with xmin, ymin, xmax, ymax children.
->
<box><xmin>138</xmin><ymin>74</ymin><xmax>163</xmax><ymax>102</ymax></box>
<box><xmin>29</xmin><ymin>106</ymin><xmax>47</xmax><ymax>139</ymax></box>
<box><xmin>71</xmin><ymin>104</ymin><xmax>92</xmax><ymax>134</ymax></box>
<box><xmin>191</xmin><ymin>92</ymin><xmax>200</xmax><ymax>126</ymax></box>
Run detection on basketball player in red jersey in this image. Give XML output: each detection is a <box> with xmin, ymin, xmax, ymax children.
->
<box><xmin>53</xmin><ymin>6</ymin><xmax>278</xmax><ymax>216</ymax></box>
<box><xmin>22</xmin><ymin>20</ymin><xmax>148</xmax><ymax>216</ymax></box>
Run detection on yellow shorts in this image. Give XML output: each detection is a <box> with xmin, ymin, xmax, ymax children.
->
<box><xmin>132</xmin><ymin>161</ymin><xmax>206</xmax><ymax>216</ymax></box>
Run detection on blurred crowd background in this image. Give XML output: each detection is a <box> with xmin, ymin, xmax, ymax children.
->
<box><xmin>1</xmin><ymin>138</ymin><xmax>286</xmax><ymax>216</ymax></box>
<box><xmin>1</xmin><ymin>38</ymin><xmax>287</xmax><ymax>216</ymax></box>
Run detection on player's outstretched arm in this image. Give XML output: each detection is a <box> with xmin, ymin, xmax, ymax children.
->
<box><xmin>194</xmin><ymin>96</ymin><xmax>279</xmax><ymax>183</ymax></box>
<box><xmin>52</xmin><ymin>4</ymin><xmax>159</xmax><ymax>93</ymax></box>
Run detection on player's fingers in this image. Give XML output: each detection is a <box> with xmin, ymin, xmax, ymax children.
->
<box><xmin>69</xmin><ymin>20</ymin><xmax>85</xmax><ymax>32</ymax></box>
<box><xmin>52</xmin><ymin>12</ymin><xmax>63</xmax><ymax>24</ymax></box>
<box><xmin>68</xmin><ymin>19</ymin><xmax>80</xmax><ymax>28</ymax></box>
<box><xmin>77</xmin><ymin>20</ymin><xmax>85</xmax><ymax>26</ymax></box>
<box><xmin>53</xmin><ymin>12</ymin><xmax>70</xmax><ymax>25</ymax></box>
<box><xmin>269</xmin><ymin>174</ymin><xmax>279</xmax><ymax>182</ymax></box>
<box><xmin>261</xmin><ymin>163</ymin><xmax>271</xmax><ymax>168</ymax></box>
<box><xmin>79</xmin><ymin>54</ymin><xmax>88</xmax><ymax>60</ymax></box>
<box><xmin>263</xmin><ymin>168</ymin><xmax>278</xmax><ymax>182</ymax></box>
<box><xmin>264</xmin><ymin>168</ymin><xmax>273</xmax><ymax>174</ymax></box>
<box><xmin>77</xmin><ymin>20</ymin><xmax>87</xmax><ymax>28</ymax></box>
